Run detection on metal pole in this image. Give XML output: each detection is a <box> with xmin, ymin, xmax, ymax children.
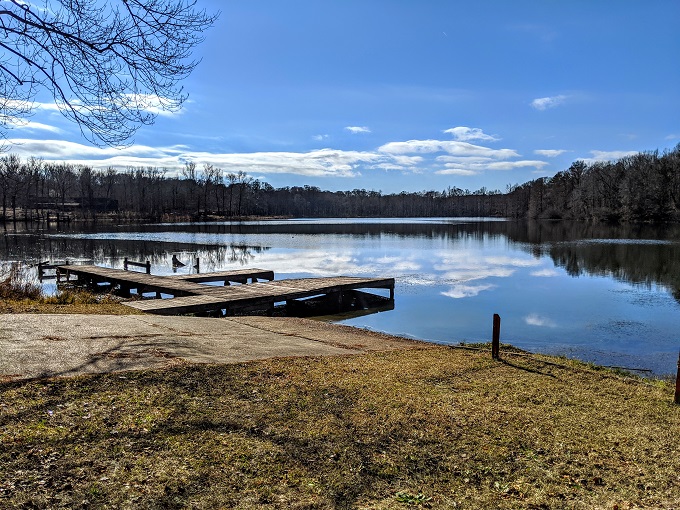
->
<box><xmin>492</xmin><ymin>313</ymin><xmax>501</xmax><ymax>360</ymax></box>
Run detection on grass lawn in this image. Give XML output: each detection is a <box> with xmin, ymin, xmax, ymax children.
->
<box><xmin>1</xmin><ymin>346</ymin><xmax>679</xmax><ymax>509</ymax></box>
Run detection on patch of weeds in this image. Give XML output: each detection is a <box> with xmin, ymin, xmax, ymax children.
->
<box><xmin>395</xmin><ymin>490</ymin><xmax>432</xmax><ymax>506</ymax></box>
<box><xmin>41</xmin><ymin>289</ymin><xmax>102</xmax><ymax>305</ymax></box>
<box><xmin>0</xmin><ymin>262</ymin><xmax>42</xmax><ymax>300</ymax></box>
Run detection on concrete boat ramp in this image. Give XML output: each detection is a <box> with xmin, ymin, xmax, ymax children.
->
<box><xmin>0</xmin><ymin>314</ymin><xmax>422</xmax><ymax>381</ymax></box>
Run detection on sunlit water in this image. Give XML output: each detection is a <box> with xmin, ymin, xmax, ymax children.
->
<box><xmin>3</xmin><ymin>218</ymin><xmax>680</xmax><ymax>375</ymax></box>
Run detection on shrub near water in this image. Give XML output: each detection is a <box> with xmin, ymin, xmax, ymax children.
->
<box><xmin>0</xmin><ymin>262</ymin><xmax>135</xmax><ymax>314</ymax></box>
<box><xmin>0</xmin><ymin>262</ymin><xmax>42</xmax><ymax>300</ymax></box>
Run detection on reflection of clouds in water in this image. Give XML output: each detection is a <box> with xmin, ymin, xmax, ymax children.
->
<box><xmin>370</xmin><ymin>256</ymin><xmax>421</xmax><ymax>272</ymax></box>
<box><xmin>243</xmin><ymin>250</ymin><xmax>423</xmax><ymax>279</ymax></box>
<box><xmin>441</xmin><ymin>283</ymin><xmax>496</xmax><ymax>299</ymax></box>
<box><xmin>525</xmin><ymin>313</ymin><xmax>557</xmax><ymax>328</ymax></box>
<box><xmin>484</xmin><ymin>256</ymin><xmax>542</xmax><ymax>267</ymax></box>
<box><xmin>252</xmin><ymin>251</ymin><xmax>377</xmax><ymax>276</ymax></box>
<box><xmin>531</xmin><ymin>268</ymin><xmax>559</xmax><ymax>277</ymax></box>
<box><xmin>441</xmin><ymin>267</ymin><xmax>515</xmax><ymax>282</ymax></box>
<box><xmin>434</xmin><ymin>251</ymin><xmax>540</xmax><ymax>284</ymax></box>
<box><xmin>399</xmin><ymin>274</ymin><xmax>439</xmax><ymax>286</ymax></box>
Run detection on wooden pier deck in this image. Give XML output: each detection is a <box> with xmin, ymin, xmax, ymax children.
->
<box><xmin>56</xmin><ymin>265</ymin><xmax>394</xmax><ymax>316</ymax></box>
<box><xmin>57</xmin><ymin>265</ymin><xmax>275</xmax><ymax>298</ymax></box>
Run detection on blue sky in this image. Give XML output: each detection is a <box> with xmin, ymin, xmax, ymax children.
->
<box><xmin>6</xmin><ymin>0</ymin><xmax>680</xmax><ymax>193</ymax></box>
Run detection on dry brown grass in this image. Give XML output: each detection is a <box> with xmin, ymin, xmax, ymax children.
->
<box><xmin>1</xmin><ymin>347</ymin><xmax>678</xmax><ymax>509</ymax></box>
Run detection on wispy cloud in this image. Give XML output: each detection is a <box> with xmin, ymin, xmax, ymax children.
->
<box><xmin>530</xmin><ymin>268</ymin><xmax>559</xmax><ymax>277</ymax></box>
<box><xmin>443</xmin><ymin>126</ymin><xmax>500</xmax><ymax>142</ymax></box>
<box><xmin>4</xmin><ymin>139</ymin><xmax>384</xmax><ymax>178</ymax></box>
<box><xmin>345</xmin><ymin>126</ymin><xmax>371</xmax><ymax>134</ymax></box>
<box><xmin>665</xmin><ymin>134</ymin><xmax>679</xmax><ymax>141</ymax></box>
<box><xmin>435</xmin><ymin>157</ymin><xmax>547</xmax><ymax>175</ymax></box>
<box><xmin>587</xmin><ymin>150</ymin><xmax>638</xmax><ymax>162</ymax></box>
<box><xmin>4</xmin><ymin>118</ymin><xmax>63</xmax><ymax>133</ymax></box>
<box><xmin>534</xmin><ymin>149</ymin><xmax>567</xmax><ymax>157</ymax></box>
<box><xmin>379</xmin><ymin>140</ymin><xmax>518</xmax><ymax>158</ymax></box>
<box><xmin>4</xmin><ymin>126</ymin><xmax>550</xmax><ymax>180</ymax></box>
<box><xmin>531</xmin><ymin>95</ymin><xmax>567</xmax><ymax>111</ymax></box>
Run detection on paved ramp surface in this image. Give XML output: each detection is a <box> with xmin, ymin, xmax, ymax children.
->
<box><xmin>0</xmin><ymin>314</ymin><xmax>421</xmax><ymax>380</ymax></box>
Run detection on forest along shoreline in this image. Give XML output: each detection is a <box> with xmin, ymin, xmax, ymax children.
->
<box><xmin>1</xmin><ymin>145</ymin><xmax>679</xmax><ymax>223</ymax></box>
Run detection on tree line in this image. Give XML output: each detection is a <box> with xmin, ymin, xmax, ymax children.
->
<box><xmin>1</xmin><ymin>144</ymin><xmax>679</xmax><ymax>223</ymax></box>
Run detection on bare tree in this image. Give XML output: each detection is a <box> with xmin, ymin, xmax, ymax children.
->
<box><xmin>0</xmin><ymin>0</ymin><xmax>217</xmax><ymax>146</ymax></box>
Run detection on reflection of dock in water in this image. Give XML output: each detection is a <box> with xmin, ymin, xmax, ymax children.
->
<box><xmin>57</xmin><ymin>265</ymin><xmax>394</xmax><ymax>318</ymax></box>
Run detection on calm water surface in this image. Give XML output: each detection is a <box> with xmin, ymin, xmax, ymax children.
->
<box><xmin>3</xmin><ymin>218</ymin><xmax>680</xmax><ymax>375</ymax></box>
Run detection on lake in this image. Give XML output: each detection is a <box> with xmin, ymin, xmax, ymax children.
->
<box><xmin>2</xmin><ymin>218</ymin><xmax>680</xmax><ymax>376</ymax></box>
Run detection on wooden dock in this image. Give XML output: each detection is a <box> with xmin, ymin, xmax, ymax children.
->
<box><xmin>56</xmin><ymin>265</ymin><xmax>394</xmax><ymax>317</ymax></box>
<box><xmin>57</xmin><ymin>265</ymin><xmax>275</xmax><ymax>298</ymax></box>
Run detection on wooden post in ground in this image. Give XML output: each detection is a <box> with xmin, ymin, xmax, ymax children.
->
<box><xmin>145</xmin><ymin>260</ymin><xmax>151</xmax><ymax>274</ymax></box>
<box><xmin>674</xmin><ymin>351</ymin><xmax>680</xmax><ymax>405</ymax></box>
<box><xmin>123</xmin><ymin>257</ymin><xmax>129</xmax><ymax>271</ymax></box>
<box><xmin>492</xmin><ymin>313</ymin><xmax>501</xmax><ymax>360</ymax></box>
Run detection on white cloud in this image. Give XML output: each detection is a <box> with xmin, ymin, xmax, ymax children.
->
<box><xmin>587</xmin><ymin>150</ymin><xmax>638</xmax><ymax>162</ymax></box>
<box><xmin>443</xmin><ymin>127</ymin><xmax>500</xmax><ymax>142</ymax></box>
<box><xmin>379</xmin><ymin>140</ymin><xmax>518</xmax><ymax>159</ymax></box>
<box><xmin>531</xmin><ymin>95</ymin><xmax>567</xmax><ymax>111</ymax></box>
<box><xmin>484</xmin><ymin>160</ymin><xmax>548</xmax><ymax>171</ymax></box>
<box><xmin>534</xmin><ymin>149</ymin><xmax>567</xmax><ymax>157</ymax></box>
<box><xmin>32</xmin><ymin>101</ymin><xmax>62</xmax><ymax>112</ymax></box>
<box><xmin>530</xmin><ymin>268</ymin><xmax>559</xmax><ymax>277</ymax></box>
<box><xmin>435</xmin><ymin>158</ymin><xmax>548</xmax><ymax>175</ymax></box>
<box><xmin>436</xmin><ymin>168</ymin><xmax>478</xmax><ymax>176</ymax></box>
<box><xmin>524</xmin><ymin>313</ymin><xmax>557</xmax><ymax>328</ymax></box>
<box><xmin>345</xmin><ymin>126</ymin><xmax>371</xmax><ymax>134</ymax></box>
<box><xmin>122</xmin><ymin>93</ymin><xmax>184</xmax><ymax>117</ymax></box>
<box><xmin>4</xmin><ymin>139</ymin><xmax>387</xmax><ymax>178</ymax></box>
<box><xmin>313</xmin><ymin>134</ymin><xmax>329</xmax><ymax>141</ymax></box>
<box><xmin>3</xmin><ymin>126</ymin><xmax>551</xmax><ymax>181</ymax></box>
<box><xmin>4</xmin><ymin>117</ymin><xmax>63</xmax><ymax>133</ymax></box>
<box><xmin>665</xmin><ymin>134</ymin><xmax>678</xmax><ymax>141</ymax></box>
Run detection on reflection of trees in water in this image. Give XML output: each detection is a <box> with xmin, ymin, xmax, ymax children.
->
<box><xmin>507</xmin><ymin>221</ymin><xmax>680</xmax><ymax>304</ymax></box>
<box><xmin>545</xmin><ymin>242</ymin><xmax>680</xmax><ymax>303</ymax></box>
<box><xmin>3</xmin><ymin>220</ymin><xmax>680</xmax><ymax>301</ymax></box>
<box><xmin>0</xmin><ymin>235</ymin><xmax>267</xmax><ymax>273</ymax></box>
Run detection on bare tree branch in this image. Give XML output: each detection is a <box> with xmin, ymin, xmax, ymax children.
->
<box><xmin>0</xmin><ymin>0</ymin><xmax>218</xmax><ymax>147</ymax></box>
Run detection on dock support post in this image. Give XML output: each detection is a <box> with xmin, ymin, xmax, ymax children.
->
<box><xmin>194</xmin><ymin>257</ymin><xmax>200</xmax><ymax>273</ymax></box>
<box><xmin>674</xmin><ymin>351</ymin><xmax>680</xmax><ymax>405</ymax></box>
<box><xmin>145</xmin><ymin>260</ymin><xmax>151</xmax><ymax>274</ymax></box>
<box><xmin>124</xmin><ymin>257</ymin><xmax>129</xmax><ymax>271</ymax></box>
<box><xmin>492</xmin><ymin>314</ymin><xmax>501</xmax><ymax>360</ymax></box>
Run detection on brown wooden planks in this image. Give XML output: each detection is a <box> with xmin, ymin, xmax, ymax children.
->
<box><xmin>56</xmin><ymin>264</ymin><xmax>393</xmax><ymax>316</ymax></box>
